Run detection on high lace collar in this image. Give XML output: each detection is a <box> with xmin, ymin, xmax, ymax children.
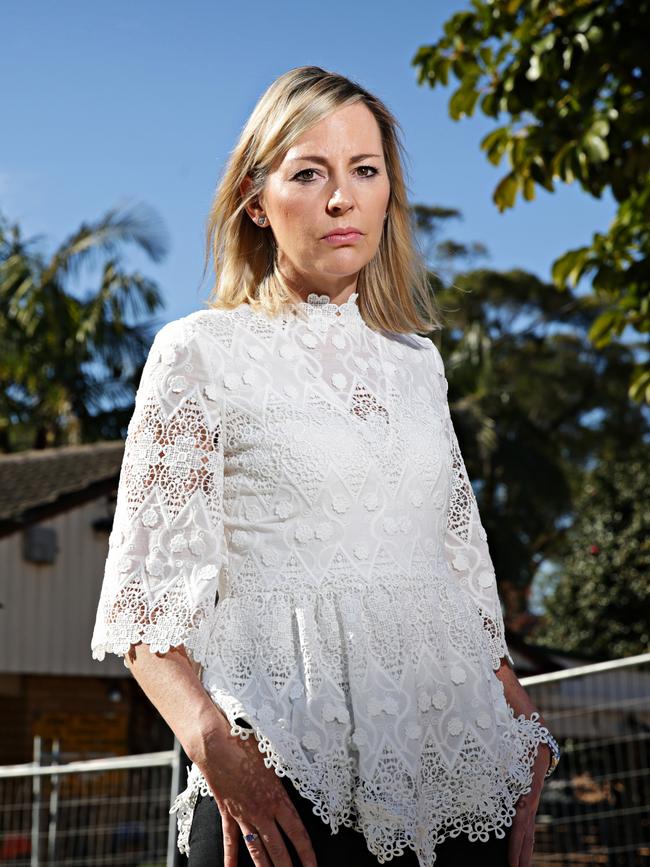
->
<box><xmin>294</xmin><ymin>291</ymin><xmax>362</xmax><ymax>326</ymax></box>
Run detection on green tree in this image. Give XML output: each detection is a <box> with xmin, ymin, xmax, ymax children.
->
<box><xmin>0</xmin><ymin>205</ymin><xmax>168</xmax><ymax>451</ymax></box>
<box><xmin>412</xmin><ymin>0</ymin><xmax>650</xmax><ymax>404</ymax></box>
<box><xmin>533</xmin><ymin>444</ymin><xmax>650</xmax><ymax>658</ymax></box>
<box><xmin>421</xmin><ymin>257</ymin><xmax>648</xmax><ymax>629</ymax></box>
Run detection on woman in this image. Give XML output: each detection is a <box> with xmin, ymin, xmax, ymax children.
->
<box><xmin>91</xmin><ymin>66</ymin><xmax>560</xmax><ymax>867</ymax></box>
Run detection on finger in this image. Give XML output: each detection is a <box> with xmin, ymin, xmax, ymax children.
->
<box><xmin>507</xmin><ymin>815</ymin><xmax>526</xmax><ymax>867</ymax></box>
<box><xmin>236</xmin><ymin>820</ymin><xmax>274</xmax><ymax>867</ymax></box>
<box><xmin>521</xmin><ymin>822</ymin><xmax>536</xmax><ymax>867</ymax></box>
<box><xmin>275</xmin><ymin>802</ymin><xmax>318</xmax><ymax>867</ymax></box>
<box><xmin>219</xmin><ymin>805</ymin><xmax>242</xmax><ymax>867</ymax></box>
<box><xmin>242</xmin><ymin>819</ymin><xmax>294</xmax><ymax>867</ymax></box>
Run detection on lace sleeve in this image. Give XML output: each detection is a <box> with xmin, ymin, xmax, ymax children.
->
<box><xmin>91</xmin><ymin>316</ymin><xmax>226</xmax><ymax>669</ymax></box>
<box><xmin>430</xmin><ymin>343</ymin><xmax>514</xmax><ymax>671</ymax></box>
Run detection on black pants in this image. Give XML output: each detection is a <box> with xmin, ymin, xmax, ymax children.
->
<box><xmin>186</xmin><ymin>721</ymin><xmax>510</xmax><ymax>867</ymax></box>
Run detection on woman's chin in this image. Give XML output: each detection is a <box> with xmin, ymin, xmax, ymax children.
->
<box><xmin>310</xmin><ymin>252</ymin><xmax>371</xmax><ymax>276</ymax></box>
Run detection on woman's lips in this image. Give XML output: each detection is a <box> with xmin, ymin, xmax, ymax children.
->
<box><xmin>322</xmin><ymin>231</ymin><xmax>363</xmax><ymax>245</ymax></box>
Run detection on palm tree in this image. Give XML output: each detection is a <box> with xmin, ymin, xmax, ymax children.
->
<box><xmin>0</xmin><ymin>203</ymin><xmax>169</xmax><ymax>451</ymax></box>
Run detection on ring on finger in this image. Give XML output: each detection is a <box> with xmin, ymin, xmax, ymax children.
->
<box><xmin>244</xmin><ymin>832</ymin><xmax>258</xmax><ymax>843</ymax></box>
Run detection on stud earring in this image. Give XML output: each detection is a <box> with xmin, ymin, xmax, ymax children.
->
<box><xmin>257</xmin><ymin>216</ymin><xmax>267</xmax><ymax>225</ymax></box>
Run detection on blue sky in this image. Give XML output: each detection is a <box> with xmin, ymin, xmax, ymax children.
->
<box><xmin>2</xmin><ymin>0</ymin><xmax>616</xmax><ymax>328</ymax></box>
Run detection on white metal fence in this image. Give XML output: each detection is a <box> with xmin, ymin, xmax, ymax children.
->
<box><xmin>518</xmin><ymin>651</ymin><xmax>650</xmax><ymax>865</ymax></box>
<box><xmin>0</xmin><ymin>740</ymin><xmax>181</xmax><ymax>867</ymax></box>
<box><xmin>1</xmin><ymin>652</ymin><xmax>649</xmax><ymax>866</ymax></box>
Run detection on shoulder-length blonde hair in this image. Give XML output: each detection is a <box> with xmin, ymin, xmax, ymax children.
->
<box><xmin>201</xmin><ymin>65</ymin><xmax>442</xmax><ymax>335</ymax></box>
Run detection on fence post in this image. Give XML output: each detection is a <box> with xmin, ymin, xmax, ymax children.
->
<box><xmin>31</xmin><ymin>735</ymin><xmax>41</xmax><ymax>867</ymax></box>
<box><xmin>167</xmin><ymin>737</ymin><xmax>182</xmax><ymax>867</ymax></box>
<box><xmin>47</xmin><ymin>738</ymin><xmax>60</xmax><ymax>865</ymax></box>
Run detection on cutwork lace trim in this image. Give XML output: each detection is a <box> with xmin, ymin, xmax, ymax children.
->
<box><xmin>170</xmin><ymin>706</ymin><xmax>552</xmax><ymax>865</ymax></box>
<box><xmin>293</xmin><ymin>291</ymin><xmax>362</xmax><ymax>325</ymax></box>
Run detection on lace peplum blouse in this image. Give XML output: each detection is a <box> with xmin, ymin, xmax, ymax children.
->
<box><xmin>91</xmin><ymin>291</ymin><xmax>548</xmax><ymax>865</ymax></box>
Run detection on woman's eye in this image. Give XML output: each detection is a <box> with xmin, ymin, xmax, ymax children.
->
<box><xmin>356</xmin><ymin>165</ymin><xmax>379</xmax><ymax>178</ymax></box>
<box><xmin>293</xmin><ymin>168</ymin><xmax>317</xmax><ymax>182</ymax></box>
<box><xmin>292</xmin><ymin>166</ymin><xmax>379</xmax><ymax>183</ymax></box>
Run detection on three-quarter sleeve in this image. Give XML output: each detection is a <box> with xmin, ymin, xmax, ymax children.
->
<box><xmin>91</xmin><ymin>316</ymin><xmax>226</xmax><ymax>669</ymax></box>
<box><xmin>430</xmin><ymin>342</ymin><xmax>514</xmax><ymax>671</ymax></box>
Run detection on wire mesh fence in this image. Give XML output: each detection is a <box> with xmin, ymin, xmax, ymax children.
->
<box><xmin>0</xmin><ymin>745</ymin><xmax>180</xmax><ymax>867</ymax></box>
<box><xmin>520</xmin><ymin>652</ymin><xmax>650</xmax><ymax>866</ymax></box>
<box><xmin>1</xmin><ymin>653</ymin><xmax>648</xmax><ymax>866</ymax></box>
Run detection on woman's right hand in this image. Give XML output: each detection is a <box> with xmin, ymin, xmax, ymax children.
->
<box><xmin>121</xmin><ymin>644</ymin><xmax>315</xmax><ymax>866</ymax></box>
<box><xmin>195</xmin><ymin>720</ymin><xmax>319</xmax><ymax>867</ymax></box>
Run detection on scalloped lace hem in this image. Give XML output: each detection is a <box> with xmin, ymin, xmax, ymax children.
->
<box><xmin>90</xmin><ymin>618</ymin><xmax>213</xmax><ymax>671</ymax></box>
<box><xmin>169</xmin><ymin>702</ymin><xmax>548</xmax><ymax>865</ymax></box>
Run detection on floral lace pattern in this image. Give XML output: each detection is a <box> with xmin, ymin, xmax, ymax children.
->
<box><xmin>92</xmin><ymin>293</ymin><xmax>547</xmax><ymax>866</ymax></box>
<box><xmin>91</xmin><ymin>320</ymin><xmax>227</xmax><ymax>668</ymax></box>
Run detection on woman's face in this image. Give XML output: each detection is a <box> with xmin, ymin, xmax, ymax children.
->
<box><xmin>243</xmin><ymin>101</ymin><xmax>391</xmax><ymax>299</ymax></box>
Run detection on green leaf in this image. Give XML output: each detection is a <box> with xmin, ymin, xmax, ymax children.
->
<box><xmin>495</xmin><ymin>43</ymin><xmax>510</xmax><ymax>65</ymax></box>
<box><xmin>523</xmin><ymin>175</ymin><xmax>536</xmax><ymax>201</ymax></box>
<box><xmin>574</xmin><ymin>33</ymin><xmax>589</xmax><ymax>52</ymax></box>
<box><xmin>479</xmin><ymin>45</ymin><xmax>493</xmax><ymax>66</ymax></box>
<box><xmin>493</xmin><ymin>171</ymin><xmax>519</xmax><ymax>210</ymax></box>
<box><xmin>590</xmin><ymin>118</ymin><xmax>610</xmax><ymax>138</ymax></box>
<box><xmin>588</xmin><ymin>310</ymin><xmax>617</xmax><ymax>346</ymax></box>
<box><xmin>629</xmin><ymin>369</ymin><xmax>650</xmax><ymax>403</ymax></box>
<box><xmin>480</xmin><ymin>90</ymin><xmax>499</xmax><ymax>118</ymax></box>
<box><xmin>574</xmin><ymin>10</ymin><xmax>596</xmax><ymax>32</ymax></box>
<box><xmin>551</xmin><ymin>248</ymin><xmax>590</xmax><ymax>289</ymax></box>
<box><xmin>481</xmin><ymin>127</ymin><xmax>510</xmax><ymax>165</ymax></box>
<box><xmin>586</xmin><ymin>25</ymin><xmax>604</xmax><ymax>44</ymax></box>
<box><xmin>526</xmin><ymin>55</ymin><xmax>541</xmax><ymax>81</ymax></box>
<box><xmin>592</xmin><ymin>264</ymin><xmax>618</xmax><ymax>292</ymax></box>
<box><xmin>576</xmin><ymin>148</ymin><xmax>590</xmax><ymax>182</ymax></box>
<box><xmin>449</xmin><ymin>85</ymin><xmax>480</xmax><ymax>119</ymax></box>
<box><xmin>552</xmin><ymin>140</ymin><xmax>576</xmax><ymax>182</ymax></box>
<box><xmin>583</xmin><ymin>134</ymin><xmax>609</xmax><ymax>163</ymax></box>
<box><xmin>558</xmin><ymin>151</ymin><xmax>575</xmax><ymax>184</ymax></box>
<box><xmin>530</xmin><ymin>155</ymin><xmax>554</xmax><ymax>191</ymax></box>
<box><xmin>512</xmin><ymin>135</ymin><xmax>528</xmax><ymax>169</ymax></box>
<box><xmin>532</xmin><ymin>32</ymin><xmax>556</xmax><ymax>54</ymax></box>
<box><xmin>466</xmin><ymin>88</ymin><xmax>481</xmax><ymax>116</ymax></box>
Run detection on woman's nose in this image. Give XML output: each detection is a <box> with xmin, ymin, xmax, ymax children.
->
<box><xmin>328</xmin><ymin>187</ymin><xmax>352</xmax><ymax>211</ymax></box>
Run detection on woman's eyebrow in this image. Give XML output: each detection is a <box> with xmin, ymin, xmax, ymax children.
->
<box><xmin>287</xmin><ymin>153</ymin><xmax>382</xmax><ymax>165</ymax></box>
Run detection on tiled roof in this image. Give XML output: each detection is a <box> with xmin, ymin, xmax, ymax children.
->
<box><xmin>0</xmin><ymin>441</ymin><xmax>124</xmax><ymax>523</ymax></box>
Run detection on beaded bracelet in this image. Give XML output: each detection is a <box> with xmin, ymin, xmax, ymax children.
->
<box><xmin>529</xmin><ymin>711</ymin><xmax>561</xmax><ymax>778</ymax></box>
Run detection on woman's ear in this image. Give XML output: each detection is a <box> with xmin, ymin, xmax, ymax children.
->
<box><xmin>240</xmin><ymin>174</ymin><xmax>265</xmax><ymax>225</ymax></box>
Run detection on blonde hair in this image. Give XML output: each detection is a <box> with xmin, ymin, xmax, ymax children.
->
<box><xmin>200</xmin><ymin>65</ymin><xmax>442</xmax><ymax>334</ymax></box>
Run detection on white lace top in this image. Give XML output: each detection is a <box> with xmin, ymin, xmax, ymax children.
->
<box><xmin>91</xmin><ymin>291</ymin><xmax>548</xmax><ymax>866</ymax></box>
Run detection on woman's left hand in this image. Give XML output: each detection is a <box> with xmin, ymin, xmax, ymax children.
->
<box><xmin>507</xmin><ymin>743</ymin><xmax>550</xmax><ymax>867</ymax></box>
